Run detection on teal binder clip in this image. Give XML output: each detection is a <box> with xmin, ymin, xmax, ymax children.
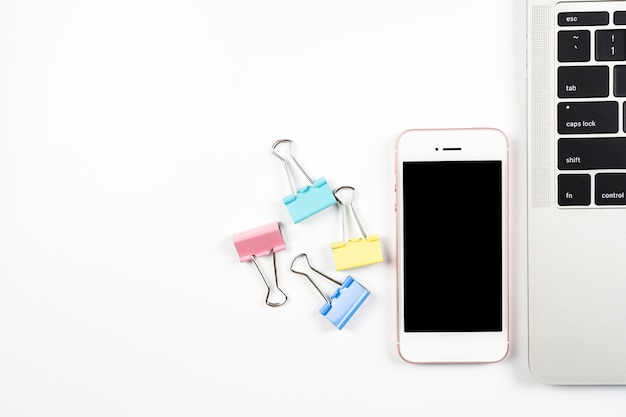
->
<box><xmin>271</xmin><ymin>139</ymin><xmax>337</xmax><ymax>223</ymax></box>
<box><xmin>289</xmin><ymin>253</ymin><xmax>370</xmax><ymax>330</ymax></box>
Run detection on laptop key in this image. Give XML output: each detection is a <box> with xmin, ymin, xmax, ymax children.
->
<box><xmin>558</xmin><ymin>66</ymin><xmax>609</xmax><ymax>98</ymax></box>
<box><xmin>558</xmin><ymin>30</ymin><xmax>591</xmax><ymax>62</ymax></box>
<box><xmin>558</xmin><ymin>11</ymin><xmax>609</xmax><ymax>27</ymax></box>
<box><xmin>559</xmin><ymin>138</ymin><xmax>626</xmax><ymax>169</ymax></box>
<box><xmin>596</xmin><ymin>29</ymin><xmax>626</xmax><ymax>61</ymax></box>
<box><xmin>614</xmin><ymin>65</ymin><xmax>626</xmax><ymax>96</ymax></box>
<box><xmin>596</xmin><ymin>173</ymin><xmax>626</xmax><ymax>205</ymax></box>
<box><xmin>615</xmin><ymin>11</ymin><xmax>626</xmax><ymax>25</ymax></box>
<box><xmin>558</xmin><ymin>174</ymin><xmax>591</xmax><ymax>206</ymax></box>
<box><xmin>557</xmin><ymin>101</ymin><xmax>618</xmax><ymax>134</ymax></box>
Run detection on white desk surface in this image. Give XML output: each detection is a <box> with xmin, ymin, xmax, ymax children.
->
<box><xmin>1</xmin><ymin>1</ymin><xmax>624</xmax><ymax>416</ymax></box>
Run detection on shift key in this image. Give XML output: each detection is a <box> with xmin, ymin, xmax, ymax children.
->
<box><xmin>559</xmin><ymin>138</ymin><xmax>626</xmax><ymax>170</ymax></box>
<box><xmin>558</xmin><ymin>101</ymin><xmax>618</xmax><ymax>134</ymax></box>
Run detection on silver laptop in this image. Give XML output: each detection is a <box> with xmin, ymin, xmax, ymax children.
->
<box><xmin>528</xmin><ymin>0</ymin><xmax>626</xmax><ymax>384</ymax></box>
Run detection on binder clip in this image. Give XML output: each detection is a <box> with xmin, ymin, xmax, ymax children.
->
<box><xmin>271</xmin><ymin>139</ymin><xmax>337</xmax><ymax>223</ymax></box>
<box><xmin>289</xmin><ymin>253</ymin><xmax>370</xmax><ymax>330</ymax></box>
<box><xmin>233</xmin><ymin>222</ymin><xmax>288</xmax><ymax>307</ymax></box>
<box><xmin>331</xmin><ymin>186</ymin><xmax>384</xmax><ymax>270</ymax></box>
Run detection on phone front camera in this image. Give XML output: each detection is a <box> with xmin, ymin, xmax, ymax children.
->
<box><xmin>435</xmin><ymin>148</ymin><xmax>439</xmax><ymax>151</ymax></box>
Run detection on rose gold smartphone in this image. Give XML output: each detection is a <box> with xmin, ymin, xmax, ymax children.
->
<box><xmin>395</xmin><ymin>128</ymin><xmax>509</xmax><ymax>363</ymax></box>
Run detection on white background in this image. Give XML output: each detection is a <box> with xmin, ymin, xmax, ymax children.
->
<box><xmin>0</xmin><ymin>1</ymin><xmax>624</xmax><ymax>416</ymax></box>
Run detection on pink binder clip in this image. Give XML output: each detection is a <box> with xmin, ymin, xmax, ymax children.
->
<box><xmin>233</xmin><ymin>222</ymin><xmax>288</xmax><ymax>307</ymax></box>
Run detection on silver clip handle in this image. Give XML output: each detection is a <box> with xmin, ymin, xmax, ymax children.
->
<box><xmin>289</xmin><ymin>253</ymin><xmax>342</xmax><ymax>304</ymax></box>
<box><xmin>251</xmin><ymin>252</ymin><xmax>288</xmax><ymax>307</ymax></box>
<box><xmin>334</xmin><ymin>186</ymin><xmax>367</xmax><ymax>242</ymax></box>
<box><xmin>271</xmin><ymin>139</ymin><xmax>315</xmax><ymax>195</ymax></box>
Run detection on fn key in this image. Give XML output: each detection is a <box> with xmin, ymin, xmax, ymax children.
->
<box><xmin>558</xmin><ymin>174</ymin><xmax>590</xmax><ymax>206</ymax></box>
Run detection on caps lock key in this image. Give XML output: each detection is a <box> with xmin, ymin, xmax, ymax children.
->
<box><xmin>557</xmin><ymin>101</ymin><xmax>618</xmax><ymax>134</ymax></box>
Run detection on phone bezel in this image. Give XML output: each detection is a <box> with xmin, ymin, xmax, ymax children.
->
<box><xmin>395</xmin><ymin>128</ymin><xmax>510</xmax><ymax>364</ymax></box>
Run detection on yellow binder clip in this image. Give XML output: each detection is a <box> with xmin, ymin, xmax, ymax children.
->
<box><xmin>331</xmin><ymin>186</ymin><xmax>383</xmax><ymax>270</ymax></box>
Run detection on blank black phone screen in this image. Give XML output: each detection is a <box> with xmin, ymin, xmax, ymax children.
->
<box><xmin>402</xmin><ymin>161</ymin><xmax>503</xmax><ymax>332</ymax></box>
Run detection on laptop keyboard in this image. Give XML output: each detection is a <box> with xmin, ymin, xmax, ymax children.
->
<box><xmin>557</xmin><ymin>2</ymin><xmax>626</xmax><ymax>207</ymax></box>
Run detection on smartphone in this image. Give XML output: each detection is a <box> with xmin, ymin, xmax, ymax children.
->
<box><xmin>395</xmin><ymin>128</ymin><xmax>509</xmax><ymax>364</ymax></box>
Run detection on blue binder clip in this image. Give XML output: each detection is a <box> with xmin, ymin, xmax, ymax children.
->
<box><xmin>289</xmin><ymin>253</ymin><xmax>370</xmax><ymax>330</ymax></box>
<box><xmin>271</xmin><ymin>139</ymin><xmax>337</xmax><ymax>223</ymax></box>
